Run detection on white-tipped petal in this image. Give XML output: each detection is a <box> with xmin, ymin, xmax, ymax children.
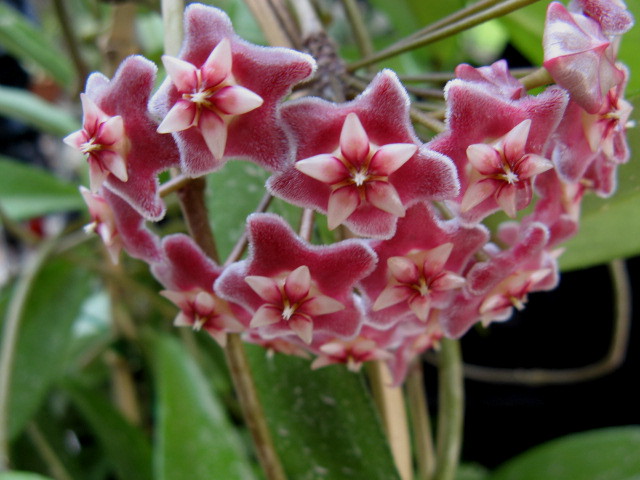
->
<box><xmin>367</xmin><ymin>182</ymin><xmax>405</xmax><ymax>217</ymax></box>
<box><xmin>250</xmin><ymin>304</ymin><xmax>282</xmax><ymax>327</ymax></box>
<box><xmin>372</xmin><ymin>286</ymin><xmax>409</xmax><ymax>311</ymax></box>
<box><xmin>387</xmin><ymin>256</ymin><xmax>419</xmax><ymax>284</ymax></box>
<box><xmin>284</xmin><ymin>266</ymin><xmax>311</xmax><ymax>302</ymax></box>
<box><xmin>203</xmin><ymin>38</ymin><xmax>233</xmax><ymax>87</ymax></box>
<box><xmin>340</xmin><ymin>113</ymin><xmax>370</xmax><ymax>161</ymax></box>
<box><xmin>327</xmin><ymin>188</ymin><xmax>359</xmax><ymax>230</ymax></box>
<box><xmin>200</xmin><ymin>109</ymin><xmax>227</xmax><ymax>160</ymax></box>
<box><xmin>245</xmin><ymin>275</ymin><xmax>281</xmax><ymax>303</ymax></box>
<box><xmin>296</xmin><ymin>154</ymin><xmax>347</xmax><ymax>184</ymax></box>
<box><xmin>157</xmin><ymin>100</ymin><xmax>196</xmax><ymax>133</ymax></box>
<box><xmin>290</xmin><ymin>316</ymin><xmax>313</xmax><ymax>344</ymax></box>
<box><xmin>303</xmin><ymin>294</ymin><xmax>345</xmax><ymax>316</ymax></box>
<box><xmin>162</xmin><ymin>55</ymin><xmax>198</xmax><ymax>93</ymax></box>
<box><xmin>503</xmin><ymin>119</ymin><xmax>531</xmax><ymax>160</ymax></box>
<box><xmin>213</xmin><ymin>85</ymin><xmax>263</xmax><ymax>115</ymax></box>
<box><xmin>370</xmin><ymin>143</ymin><xmax>417</xmax><ymax>176</ymax></box>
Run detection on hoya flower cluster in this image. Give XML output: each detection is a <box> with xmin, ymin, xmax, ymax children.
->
<box><xmin>65</xmin><ymin>1</ymin><xmax>634</xmax><ymax>384</ymax></box>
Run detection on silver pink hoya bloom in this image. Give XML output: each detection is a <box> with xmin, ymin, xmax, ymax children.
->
<box><xmin>68</xmin><ymin>1</ymin><xmax>633</xmax><ymax>383</ymax></box>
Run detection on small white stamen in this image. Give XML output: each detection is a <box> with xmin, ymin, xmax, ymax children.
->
<box><xmin>282</xmin><ymin>304</ymin><xmax>296</xmax><ymax>321</ymax></box>
<box><xmin>352</xmin><ymin>170</ymin><xmax>368</xmax><ymax>186</ymax></box>
<box><xmin>193</xmin><ymin>316</ymin><xmax>206</xmax><ymax>331</ymax></box>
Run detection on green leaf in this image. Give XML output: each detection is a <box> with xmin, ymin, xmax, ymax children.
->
<box><xmin>498</xmin><ymin>2</ymin><xmax>547</xmax><ymax>66</ymax></box>
<box><xmin>7</xmin><ymin>258</ymin><xmax>92</xmax><ymax>440</ymax></box>
<box><xmin>0</xmin><ymin>86</ymin><xmax>80</xmax><ymax>137</ymax></box>
<box><xmin>246</xmin><ymin>345</ymin><xmax>401</xmax><ymax>480</ymax></box>
<box><xmin>0</xmin><ymin>155</ymin><xmax>83</xmax><ymax>221</ymax></box>
<box><xmin>63</xmin><ymin>380</ymin><xmax>153</xmax><ymax>480</ymax></box>
<box><xmin>0</xmin><ymin>3</ymin><xmax>74</xmax><ymax>85</ymax></box>
<box><xmin>0</xmin><ymin>473</ymin><xmax>55</xmax><ymax>480</ymax></box>
<box><xmin>489</xmin><ymin>426</ymin><xmax>640</xmax><ymax>480</ymax></box>
<box><xmin>559</xmin><ymin>94</ymin><xmax>640</xmax><ymax>270</ymax></box>
<box><xmin>151</xmin><ymin>333</ymin><xmax>256</xmax><ymax>480</ymax></box>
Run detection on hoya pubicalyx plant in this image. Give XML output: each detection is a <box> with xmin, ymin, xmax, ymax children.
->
<box><xmin>65</xmin><ymin>0</ymin><xmax>634</xmax><ymax>383</ymax></box>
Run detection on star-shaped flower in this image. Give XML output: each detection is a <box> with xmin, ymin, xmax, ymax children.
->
<box><xmin>461</xmin><ymin>119</ymin><xmax>554</xmax><ymax>219</ymax></box>
<box><xmin>150</xmin><ymin>4</ymin><xmax>316</xmax><ymax>176</ymax></box>
<box><xmin>66</xmin><ymin>56</ymin><xmax>180</xmax><ymax>221</ymax></box>
<box><xmin>152</xmin><ymin>234</ymin><xmax>247</xmax><ymax>345</ymax></box>
<box><xmin>215</xmin><ymin>213</ymin><xmax>377</xmax><ymax>344</ymax></box>
<box><xmin>268</xmin><ymin>70</ymin><xmax>459</xmax><ymax>238</ymax></box>
<box><xmin>82</xmin><ymin>186</ymin><xmax>163</xmax><ymax>264</ymax></box>
<box><xmin>360</xmin><ymin>202</ymin><xmax>488</xmax><ymax>328</ymax></box>
<box><xmin>543</xmin><ymin>1</ymin><xmax>625</xmax><ymax>114</ymax></box>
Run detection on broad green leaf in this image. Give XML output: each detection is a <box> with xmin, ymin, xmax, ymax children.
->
<box><xmin>0</xmin><ymin>473</ymin><xmax>55</xmax><ymax>480</ymax></box>
<box><xmin>559</xmin><ymin>95</ymin><xmax>640</xmax><ymax>270</ymax></box>
<box><xmin>63</xmin><ymin>380</ymin><xmax>153</xmax><ymax>480</ymax></box>
<box><xmin>0</xmin><ymin>86</ymin><xmax>80</xmax><ymax>137</ymax></box>
<box><xmin>0</xmin><ymin>3</ymin><xmax>74</xmax><ymax>85</ymax></box>
<box><xmin>489</xmin><ymin>426</ymin><xmax>640</xmax><ymax>480</ymax></box>
<box><xmin>207</xmin><ymin>160</ymin><xmax>300</xmax><ymax>260</ymax></box>
<box><xmin>0</xmin><ymin>155</ymin><xmax>83</xmax><ymax>220</ymax></box>
<box><xmin>7</xmin><ymin>258</ymin><xmax>92</xmax><ymax>440</ymax></box>
<box><xmin>151</xmin><ymin>333</ymin><xmax>256</xmax><ymax>480</ymax></box>
<box><xmin>246</xmin><ymin>345</ymin><xmax>401</xmax><ymax>480</ymax></box>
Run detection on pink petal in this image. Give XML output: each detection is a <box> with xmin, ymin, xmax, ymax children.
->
<box><xmin>295</xmin><ymin>154</ymin><xmax>348</xmax><ymax>184</ymax></box>
<box><xmin>503</xmin><ymin>119</ymin><xmax>531</xmax><ymax>161</ymax></box>
<box><xmin>162</xmin><ymin>55</ymin><xmax>198</xmax><ymax>93</ymax></box>
<box><xmin>213</xmin><ymin>85</ymin><xmax>263</xmax><ymax>116</ymax></box>
<box><xmin>99</xmin><ymin>149</ymin><xmax>128</xmax><ymax>183</ymax></box>
<box><xmin>98</xmin><ymin>115</ymin><xmax>126</xmax><ymax>147</ymax></box>
<box><xmin>199</xmin><ymin>109</ymin><xmax>227</xmax><ymax>160</ymax></box>
<box><xmin>388</xmin><ymin>256</ymin><xmax>419</xmax><ymax>284</ymax></box>
<box><xmin>289</xmin><ymin>316</ymin><xmax>314</xmax><ymax>344</ymax></box>
<box><xmin>431</xmin><ymin>272</ymin><xmax>466</xmax><ymax>291</ymax></box>
<box><xmin>366</xmin><ymin>182</ymin><xmax>405</xmax><ymax>217</ymax></box>
<box><xmin>303</xmin><ymin>294</ymin><xmax>345</xmax><ymax>316</ymax></box>
<box><xmin>327</xmin><ymin>187</ymin><xmax>359</xmax><ymax>230</ymax></box>
<box><xmin>372</xmin><ymin>285</ymin><xmax>411</xmax><ymax>311</ymax></box>
<box><xmin>409</xmin><ymin>295</ymin><xmax>431</xmax><ymax>322</ymax></box>
<box><xmin>422</xmin><ymin>243</ymin><xmax>454</xmax><ymax>278</ymax></box>
<box><xmin>160</xmin><ymin>290</ymin><xmax>189</xmax><ymax>310</ymax></box>
<box><xmin>251</xmin><ymin>304</ymin><xmax>283</xmax><ymax>327</ymax></box>
<box><xmin>245</xmin><ymin>275</ymin><xmax>281</xmax><ymax>303</ymax></box>
<box><xmin>88</xmin><ymin>161</ymin><xmax>110</xmax><ymax>192</ymax></box>
<box><xmin>194</xmin><ymin>291</ymin><xmax>216</xmax><ymax>314</ymax></box>
<box><xmin>339</xmin><ymin>113</ymin><xmax>370</xmax><ymax>162</ymax></box>
<box><xmin>495</xmin><ymin>184</ymin><xmax>518</xmax><ymax>218</ymax></box>
<box><xmin>80</xmin><ymin>93</ymin><xmax>108</xmax><ymax>129</ymax></box>
<box><xmin>202</xmin><ymin>38</ymin><xmax>233</xmax><ymax>87</ymax></box>
<box><xmin>284</xmin><ymin>265</ymin><xmax>311</xmax><ymax>302</ymax></box>
<box><xmin>466</xmin><ymin>143</ymin><xmax>502</xmax><ymax>174</ymax></box>
<box><xmin>369</xmin><ymin>143</ymin><xmax>417</xmax><ymax>176</ymax></box>
<box><xmin>157</xmin><ymin>100</ymin><xmax>196</xmax><ymax>133</ymax></box>
<box><xmin>516</xmin><ymin>154</ymin><xmax>554</xmax><ymax>179</ymax></box>
<box><xmin>460</xmin><ymin>178</ymin><xmax>499</xmax><ymax>212</ymax></box>
<box><xmin>63</xmin><ymin>130</ymin><xmax>88</xmax><ymax>150</ymax></box>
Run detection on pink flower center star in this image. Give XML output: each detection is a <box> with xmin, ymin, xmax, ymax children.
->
<box><xmin>245</xmin><ymin>265</ymin><xmax>345</xmax><ymax>344</ymax></box>
<box><xmin>295</xmin><ymin>112</ymin><xmax>418</xmax><ymax>230</ymax></box>
<box><xmin>64</xmin><ymin>94</ymin><xmax>129</xmax><ymax>192</ymax></box>
<box><xmin>461</xmin><ymin>119</ymin><xmax>554</xmax><ymax>218</ymax></box>
<box><xmin>373</xmin><ymin>243</ymin><xmax>466</xmax><ymax>322</ymax></box>
<box><xmin>311</xmin><ymin>337</ymin><xmax>392</xmax><ymax>372</ymax></box>
<box><xmin>158</xmin><ymin>38</ymin><xmax>264</xmax><ymax>160</ymax></box>
<box><xmin>80</xmin><ymin>186</ymin><xmax>122</xmax><ymax>264</ymax></box>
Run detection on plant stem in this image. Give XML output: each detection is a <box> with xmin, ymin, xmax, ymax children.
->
<box><xmin>407</xmin><ymin>363</ymin><xmax>436</xmax><ymax>480</ymax></box>
<box><xmin>27</xmin><ymin>422</ymin><xmax>74</xmax><ymax>480</ymax></box>
<box><xmin>341</xmin><ymin>0</ymin><xmax>375</xmax><ymax>68</ymax></box>
<box><xmin>53</xmin><ymin>0</ymin><xmax>89</xmax><ymax>90</ymax></box>
<box><xmin>0</xmin><ymin>237</ymin><xmax>58</xmax><ymax>471</ymax></box>
<box><xmin>520</xmin><ymin>67</ymin><xmax>554</xmax><ymax>90</ymax></box>
<box><xmin>243</xmin><ymin>0</ymin><xmax>294</xmax><ymax>47</ymax></box>
<box><xmin>348</xmin><ymin>0</ymin><xmax>543</xmax><ymax>72</ymax></box>
<box><xmin>161</xmin><ymin>0</ymin><xmax>184</xmax><ymax>56</ymax></box>
<box><xmin>434</xmin><ymin>339</ymin><xmax>464</xmax><ymax>480</ymax></box>
<box><xmin>367</xmin><ymin>361</ymin><xmax>413</xmax><ymax>480</ymax></box>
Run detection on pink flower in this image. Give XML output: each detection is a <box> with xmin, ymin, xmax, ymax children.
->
<box><xmin>65</xmin><ymin>95</ymin><xmax>128</xmax><ymax>192</ymax></box>
<box><xmin>150</xmin><ymin>4</ymin><xmax>316</xmax><ymax>176</ymax></box>
<box><xmin>80</xmin><ymin>186</ymin><xmax>122</xmax><ymax>263</ymax></box>
<box><xmin>543</xmin><ymin>1</ymin><xmax>624</xmax><ymax>114</ymax></box>
<box><xmin>454</xmin><ymin>60</ymin><xmax>526</xmax><ymax>100</ymax></box>
<box><xmin>569</xmin><ymin>0</ymin><xmax>634</xmax><ymax>36</ymax></box>
<box><xmin>215</xmin><ymin>213</ymin><xmax>377</xmax><ymax>344</ymax></box>
<box><xmin>310</xmin><ymin>336</ymin><xmax>393</xmax><ymax>372</ymax></box>
<box><xmin>461</xmin><ymin>120</ymin><xmax>554</xmax><ymax>219</ymax></box>
<box><xmin>66</xmin><ymin>56</ymin><xmax>180</xmax><ymax>221</ymax></box>
<box><xmin>268</xmin><ymin>70</ymin><xmax>459</xmax><ymax>238</ymax></box>
<box><xmin>360</xmin><ymin>203</ymin><xmax>488</xmax><ymax>328</ymax></box>
<box><xmin>152</xmin><ymin>234</ymin><xmax>247</xmax><ymax>345</ymax></box>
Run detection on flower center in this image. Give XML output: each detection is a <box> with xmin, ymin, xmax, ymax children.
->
<box><xmin>80</xmin><ymin>137</ymin><xmax>102</xmax><ymax>155</ymax></box>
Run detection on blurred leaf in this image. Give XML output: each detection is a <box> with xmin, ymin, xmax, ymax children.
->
<box><xmin>489</xmin><ymin>426</ymin><xmax>640</xmax><ymax>480</ymax></box>
<box><xmin>0</xmin><ymin>155</ymin><xmax>83</xmax><ymax>221</ymax></box>
<box><xmin>151</xmin><ymin>333</ymin><xmax>256</xmax><ymax>480</ymax></box>
<box><xmin>457</xmin><ymin>463</ymin><xmax>490</xmax><ymax>480</ymax></box>
<box><xmin>246</xmin><ymin>346</ymin><xmax>401</xmax><ymax>480</ymax></box>
<box><xmin>499</xmin><ymin>2</ymin><xmax>547</xmax><ymax>66</ymax></box>
<box><xmin>560</xmin><ymin>94</ymin><xmax>640</xmax><ymax>270</ymax></box>
<box><xmin>0</xmin><ymin>3</ymin><xmax>74</xmax><ymax>85</ymax></box>
<box><xmin>7</xmin><ymin>258</ymin><xmax>92</xmax><ymax>440</ymax></box>
<box><xmin>0</xmin><ymin>86</ymin><xmax>80</xmax><ymax>137</ymax></box>
<box><xmin>0</xmin><ymin>473</ymin><xmax>55</xmax><ymax>480</ymax></box>
<box><xmin>618</xmin><ymin>0</ymin><xmax>640</xmax><ymax>94</ymax></box>
<box><xmin>63</xmin><ymin>380</ymin><xmax>153</xmax><ymax>480</ymax></box>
